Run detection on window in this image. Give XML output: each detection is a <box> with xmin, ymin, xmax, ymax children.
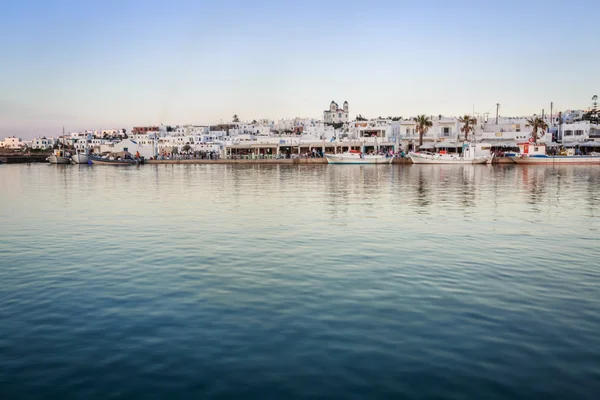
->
<box><xmin>406</xmin><ymin>128</ymin><xmax>410</xmax><ymax>134</ymax></box>
<box><xmin>575</xmin><ymin>130</ymin><xmax>583</xmax><ymax>136</ymax></box>
<box><xmin>565</xmin><ymin>130</ymin><xmax>573</xmax><ymax>136</ymax></box>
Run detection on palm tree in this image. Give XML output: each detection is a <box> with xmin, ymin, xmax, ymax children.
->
<box><xmin>458</xmin><ymin>115</ymin><xmax>477</xmax><ymax>142</ymax></box>
<box><xmin>414</xmin><ymin>115</ymin><xmax>432</xmax><ymax>147</ymax></box>
<box><xmin>526</xmin><ymin>116</ymin><xmax>548</xmax><ymax>144</ymax></box>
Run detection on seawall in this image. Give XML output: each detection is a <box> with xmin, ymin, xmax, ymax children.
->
<box><xmin>146</xmin><ymin>158</ymin><xmax>415</xmax><ymax>165</ymax></box>
<box><xmin>0</xmin><ymin>155</ymin><xmax>49</xmax><ymax>164</ymax></box>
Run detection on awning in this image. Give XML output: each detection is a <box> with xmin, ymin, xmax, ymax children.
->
<box><xmin>484</xmin><ymin>141</ymin><xmax>518</xmax><ymax>148</ymax></box>
<box><xmin>251</xmin><ymin>143</ymin><xmax>279</xmax><ymax>148</ymax></box>
<box><xmin>580</xmin><ymin>141</ymin><xmax>600</xmax><ymax>148</ymax></box>
<box><xmin>224</xmin><ymin>144</ymin><xmax>254</xmax><ymax>149</ymax></box>
<box><xmin>418</xmin><ymin>143</ymin><xmax>435</xmax><ymax>149</ymax></box>
<box><xmin>562</xmin><ymin>142</ymin><xmax>600</xmax><ymax>148</ymax></box>
<box><xmin>435</xmin><ymin>142</ymin><xmax>460</xmax><ymax>148</ymax></box>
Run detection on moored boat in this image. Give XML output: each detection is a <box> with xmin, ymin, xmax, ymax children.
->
<box><xmin>511</xmin><ymin>154</ymin><xmax>600</xmax><ymax>165</ymax></box>
<box><xmin>71</xmin><ymin>148</ymin><xmax>89</xmax><ymax>164</ymax></box>
<box><xmin>509</xmin><ymin>143</ymin><xmax>600</xmax><ymax>165</ymax></box>
<box><xmin>89</xmin><ymin>151</ymin><xmax>143</xmax><ymax>165</ymax></box>
<box><xmin>47</xmin><ymin>149</ymin><xmax>71</xmax><ymax>164</ymax></box>
<box><xmin>324</xmin><ymin>150</ymin><xmax>392</xmax><ymax>164</ymax></box>
<box><xmin>47</xmin><ymin>127</ymin><xmax>72</xmax><ymax>164</ymax></box>
<box><xmin>408</xmin><ymin>142</ymin><xmax>492</xmax><ymax>164</ymax></box>
<box><xmin>71</xmin><ymin>153</ymin><xmax>90</xmax><ymax>164</ymax></box>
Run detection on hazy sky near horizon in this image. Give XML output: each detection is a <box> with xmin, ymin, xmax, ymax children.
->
<box><xmin>1</xmin><ymin>0</ymin><xmax>598</xmax><ymax>138</ymax></box>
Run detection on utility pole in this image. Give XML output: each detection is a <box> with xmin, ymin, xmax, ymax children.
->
<box><xmin>558</xmin><ymin>111</ymin><xmax>563</xmax><ymax>143</ymax></box>
<box><xmin>495</xmin><ymin>103</ymin><xmax>500</xmax><ymax>124</ymax></box>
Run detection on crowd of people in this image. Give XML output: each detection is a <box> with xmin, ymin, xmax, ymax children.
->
<box><xmin>153</xmin><ymin>151</ymin><xmax>221</xmax><ymax>160</ymax></box>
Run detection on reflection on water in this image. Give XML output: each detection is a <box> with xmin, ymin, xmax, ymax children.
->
<box><xmin>0</xmin><ymin>163</ymin><xmax>599</xmax><ymax>399</ymax></box>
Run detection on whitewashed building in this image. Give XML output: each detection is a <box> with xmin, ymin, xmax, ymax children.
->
<box><xmin>0</xmin><ymin>136</ymin><xmax>25</xmax><ymax>149</ymax></box>
<box><xmin>350</xmin><ymin>120</ymin><xmax>400</xmax><ymax>140</ymax></box>
<box><xmin>31</xmin><ymin>137</ymin><xmax>55</xmax><ymax>149</ymax></box>
<box><xmin>558</xmin><ymin>121</ymin><xmax>600</xmax><ymax>144</ymax></box>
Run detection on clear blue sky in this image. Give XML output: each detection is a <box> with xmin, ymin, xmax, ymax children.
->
<box><xmin>1</xmin><ymin>0</ymin><xmax>598</xmax><ymax>137</ymax></box>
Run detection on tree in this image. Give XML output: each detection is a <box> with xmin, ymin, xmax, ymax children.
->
<box><xmin>251</xmin><ymin>119</ymin><xmax>257</xmax><ymax>124</ymax></box>
<box><xmin>526</xmin><ymin>116</ymin><xmax>548</xmax><ymax>144</ymax></box>
<box><xmin>233</xmin><ymin>114</ymin><xmax>240</xmax><ymax>123</ymax></box>
<box><xmin>182</xmin><ymin>144</ymin><xmax>192</xmax><ymax>153</ymax></box>
<box><xmin>356</xmin><ymin>114</ymin><xmax>368</xmax><ymax>121</ymax></box>
<box><xmin>391</xmin><ymin>116</ymin><xmax>402</xmax><ymax>121</ymax></box>
<box><xmin>414</xmin><ymin>115</ymin><xmax>433</xmax><ymax>147</ymax></box>
<box><xmin>458</xmin><ymin>115</ymin><xmax>477</xmax><ymax>141</ymax></box>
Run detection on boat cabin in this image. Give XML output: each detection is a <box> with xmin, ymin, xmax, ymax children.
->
<box><xmin>421</xmin><ymin>142</ymin><xmax>491</xmax><ymax>157</ymax></box>
<box><xmin>517</xmin><ymin>142</ymin><xmax>546</xmax><ymax>156</ymax></box>
<box><xmin>53</xmin><ymin>149</ymin><xmax>69</xmax><ymax>157</ymax></box>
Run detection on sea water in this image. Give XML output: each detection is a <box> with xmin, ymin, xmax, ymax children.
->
<box><xmin>1</xmin><ymin>163</ymin><xmax>599</xmax><ymax>399</ymax></box>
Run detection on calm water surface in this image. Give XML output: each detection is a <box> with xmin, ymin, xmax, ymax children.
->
<box><xmin>1</xmin><ymin>163</ymin><xmax>599</xmax><ymax>399</ymax></box>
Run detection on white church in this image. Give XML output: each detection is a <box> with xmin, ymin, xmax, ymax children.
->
<box><xmin>324</xmin><ymin>100</ymin><xmax>349</xmax><ymax>124</ymax></box>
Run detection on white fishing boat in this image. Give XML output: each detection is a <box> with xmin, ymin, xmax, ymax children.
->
<box><xmin>89</xmin><ymin>151</ymin><xmax>143</xmax><ymax>165</ymax></box>
<box><xmin>47</xmin><ymin>149</ymin><xmax>71</xmax><ymax>164</ymax></box>
<box><xmin>47</xmin><ymin>127</ymin><xmax>72</xmax><ymax>164</ymax></box>
<box><xmin>325</xmin><ymin>150</ymin><xmax>393</xmax><ymax>164</ymax></box>
<box><xmin>71</xmin><ymin>147</ymin><xmax>89</xmax><ymax>164</ymax></box>
<box><xmin>510</xmin><ymin>143</ymin><xmax>600</xmax><ymax>164</ymax></box>
<box><xmin>408</xmin><ymin>142</ymin><xmax>492</xmax><ymax>164</ymax></box>
<box><xmin>512</xmin><ymin>154</ymin><xmax>600</xmax><ymax>164</ymax></box>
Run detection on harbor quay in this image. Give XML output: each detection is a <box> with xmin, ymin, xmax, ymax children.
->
<box><xmin>132</xmin><ymin>156</ymin><xmax>515</xmax><ymax>165</ymax></box>
<box><xmin>1</xmin><ymin>153</ymin><xmax>518</xmax><ymax>164</ymax></box>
